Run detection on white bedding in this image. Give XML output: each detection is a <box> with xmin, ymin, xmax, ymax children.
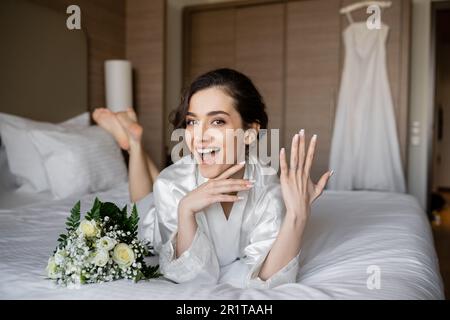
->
<box><xmin>0</xmin><ymin>184</ymin><xmax>443</xmax><ymax>299</ymax></box>
<box><xmin>0</xmin><ymin>189</ymin><xmax>53</xmax><ymax>209</ymax></box>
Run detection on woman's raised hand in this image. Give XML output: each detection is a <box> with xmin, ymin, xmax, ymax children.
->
<box><xmin>178</xmin><ymin>163</ymin><xmax>252</xmax><ymax>216</ymax></box>
<box><xmin>279</xmin><ymin>130</ymin><xmax>333</xmax><ymax>222</ymax></box>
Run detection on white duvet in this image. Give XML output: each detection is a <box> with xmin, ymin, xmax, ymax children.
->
<box><xmin>0</xmin><ymin>184</ymin><xmax>443</xmax><ymax>299</ymax></box>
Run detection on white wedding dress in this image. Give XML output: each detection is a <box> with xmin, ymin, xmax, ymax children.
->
<box><xmin>328</xmin><ymin>22</ymin><xmax>406</xmax><ymax>193</ymax></box>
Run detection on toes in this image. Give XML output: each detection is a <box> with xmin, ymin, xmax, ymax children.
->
<box><xmin>92</xmin><ymin>111</ymin><xmax>101</xmax><ymax>122</ymax></box>
<box><xmin>93</xmin><ymin>108</ymin><xmax>110</xmax><ymax>119</ymax></box>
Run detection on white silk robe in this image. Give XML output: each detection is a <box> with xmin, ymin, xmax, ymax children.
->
<box><xmin>137</xmin><ymin>155</ymin><xmax>300</xmax><ymax>289</ymax></box>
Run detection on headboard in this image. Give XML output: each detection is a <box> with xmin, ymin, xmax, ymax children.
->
<box><xmin>0</xmin><ymin>0</ymin><xmax>88</xmax><ymax>123</ymax></box>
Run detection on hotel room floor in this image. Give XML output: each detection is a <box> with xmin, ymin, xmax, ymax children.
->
<box><xmin>432</xmin><ymin>192</ymin><xmax>450</xmax><ymax>299</ymax></box>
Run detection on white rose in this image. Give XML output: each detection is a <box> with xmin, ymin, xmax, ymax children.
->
<box><xmin>93</xmin><ymin>250</ymin><xmax>109</xmax><ymax>267</ymax></box>
<box><xmin>77</xmin><ymin>219</ymin><xmax>99</xmax><ymax>238</ymax></box>
<box><xmin>54</xmin><ymin>249</ymin><xmax>67</xmax><ymax>266</ymax></box>
<box><xmin>46</xmin><ymin>256</ymin><xmax>58</xmax><ymax>279</ymax></box>
<box><xmin>97</xmin><ymin>236</ymin><xmax>116</xmax><ymax>251</ymax></box>
<box><xmin>112</xmin><ymin>243</ymin><xmax>135</xmax><ymax>268</ymax></box>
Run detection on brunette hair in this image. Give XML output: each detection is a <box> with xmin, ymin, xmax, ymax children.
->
<box><xmin>170</xmin><ymin>68</ymin><xmax>268</xmax><ymax>130</ymax></box>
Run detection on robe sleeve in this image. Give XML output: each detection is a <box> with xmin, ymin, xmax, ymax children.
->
<box><xmin>159</xmin><ymin>225</ymin><xmax>220</xmax><ymax>284</ymax></box>
<box><xmin>136</xmin><ymin>192</ymin><xmax>156</xmax><ymax>245</ymax></box>
<box><xmin>135</xmin><ymin>177</ymin><xmax>175</xmax><ymax>253</ymax></box>
<box><xmin>153</xmin><ymin>178</ymin><xmax>220</xmax><ymax>284</ymax></box>
<box><xmin>241</xmin><ymin>183</ymin><xmax>301</xmax><ymax>289</ymax></box>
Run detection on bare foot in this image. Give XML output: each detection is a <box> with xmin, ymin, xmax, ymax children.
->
<box><xmin>92</xmin><ymin>108</ymin><xmax>129</xmax><ymax>150</ymax></box>
<box><xmin>116</xmin><ymin>109</ymin><xmax>143</xmax><ymax>148</ymax></box>
<box><xmin>126</xmin><ymin>107</ymin><xmax>138</xmax><ymax>122</ymax></box>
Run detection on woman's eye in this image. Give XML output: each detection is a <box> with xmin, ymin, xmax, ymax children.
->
<box><xmin>186</xmin><ymin>119</ymin><xmax>198</xmax><ymax>126</ymax></box>
<box><xmin>212</xmin><ymin>119</ymin><xmax>225</xmax><ymax>126</ymax></box>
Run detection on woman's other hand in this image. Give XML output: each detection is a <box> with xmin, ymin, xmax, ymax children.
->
<box><xmin>279</xmin><ymin>130</ymin><xmax>333</xmax><ymax>223</ymax></box>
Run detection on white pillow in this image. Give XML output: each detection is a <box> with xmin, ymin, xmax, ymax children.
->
<box><xmin>61</xmin><ymin>112</ymin><xmax>91</xmax><ymax>127</ymax></box>
<box><xmin>0</xmin><ymin>112</ymin><xmax>91</xmax><ymax>192</ymax></box>
<box><xmin>0</xmin><ymin>121</ymin><xmax>51</xmax><ymax>192</ymax></box>
<box><xmin>0</xmin><ymin>144</ymin><xmax>19</xmax><ymax>193</ymax></box>
<box><xmin>29</xmin><ymin>126</ymin><xmax>127</xmax><ymax>199</ymax></box>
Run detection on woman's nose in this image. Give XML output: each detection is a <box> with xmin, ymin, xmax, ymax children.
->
<box><xmin>193</xmin><ymin>122</ymin><xmax>212</xmax><ymax>143</ymax></box>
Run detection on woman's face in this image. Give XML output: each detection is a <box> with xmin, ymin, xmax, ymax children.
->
<box><xmin>185</xmin><ymin>87</ymin><xmax>245</xmax><ymax>179</ymax></box>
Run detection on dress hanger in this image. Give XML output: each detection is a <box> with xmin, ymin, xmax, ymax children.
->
<box><xmin>340</xmin><ymin>1</ymin><xmax>392</xmax><ymax>25</ymax></box>
<box><xmin>345</xmin><ymin>12</ymin><xmax>354</xmax><ymax>24</ymax></box>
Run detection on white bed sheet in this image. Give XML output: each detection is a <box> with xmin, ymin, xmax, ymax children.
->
<box><xmin>0</xmin><ymin>183</ymin><xmax>444</xmax><ymax>299</ymax></box>
<box><xmin>0</xmin><ymin>189</ymin><xmax>54</xmax><ymax>209</ymax></box>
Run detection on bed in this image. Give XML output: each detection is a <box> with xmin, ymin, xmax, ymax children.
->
<box><xmin>0</xmin><ymin>184</ymin><xmax>444</xmax><ymax>299</ymax></box>
<box><xmin>0</xmin><ymin>0</ymin><xmax>444</xmax><ymax>300</ymax></box>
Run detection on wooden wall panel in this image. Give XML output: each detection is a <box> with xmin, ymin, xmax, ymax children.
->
<box><xmin>186</xmin><ymin>8</ymin><xmax>235</xmax><ymax>85</ymax></box>
<box><xmin>126</xmin><ymin>0</ymin><xmax>165</xmax><ymax>168</ymax></box>
<box><xmin>286</xmin><ymin>0</ymin><xmax>341</xmax><ymax>181</ymax></box>
<box><xmin>235</xmin><ymin>3</ymin><xmax>285</xmax><ymax>132</ymax></box>
<box><xmin>29</xmin><ymin>0</ymin><xmax>126</xmax><ymax>110</ymax></box>
<box><xmin>0</xmin><ymin>0</ymin><xmax>88</xmax><ymax>122</ymax></box>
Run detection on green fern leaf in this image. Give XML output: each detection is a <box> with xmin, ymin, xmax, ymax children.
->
<box><xmin>86</xmin><ymin>198</ymin><xmax>101</xmax><ymax>221</ymax></box>
<box><xmin>65</xmin><ymin>200</ymin><xmax>80</xmax><ymax>231</ymax></box>
<box><xmin>129</xmin><ymin>204</ymin><xmax>139</xmax><ymax>233</ymax></box>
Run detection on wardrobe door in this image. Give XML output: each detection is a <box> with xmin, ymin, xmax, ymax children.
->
<box><xmin>185</xmin><ymin>8</ymin><xmax>235</xmax><ymax>86</ymax></box>
<box><xmin>285</xmin><ymin>0</ymin><xmax>341</xmax><ymax>181</ymax></box>
<box><xmin>235</xmin><ymin>3</ymin><xmax>285</xmax><ymax>132</ymax></box>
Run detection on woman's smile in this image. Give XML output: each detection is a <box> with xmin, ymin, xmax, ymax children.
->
<box><xmin>196</xmin><ymin>146</ymin><xmax>222</xmax><ymax>165</ymax></box>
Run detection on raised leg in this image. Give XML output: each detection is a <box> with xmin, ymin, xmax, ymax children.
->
<box><xmin>117</xmin><ymin>109</ymin><xmax>159</xmax><ymax>202</ymax></box>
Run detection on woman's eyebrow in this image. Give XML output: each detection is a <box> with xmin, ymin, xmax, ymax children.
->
<box><xmin>186</xmin><ymin>111</ymin><xmax>230</xmax><ymax>117</ymax></box>
<box><xmin>207</xmin><ymin>111</ymin><xmax>230</xmax><ymax>117</ymax></box>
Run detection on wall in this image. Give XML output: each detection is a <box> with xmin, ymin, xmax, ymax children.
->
<box><xmin>0</xmin><ymin>0</ymin><xmax>88</xmax><ymax>122</ymax></box>
<box><xmin>28</xmin><ymin>0</ymin><xmax>445</xmax><ymax>208</ymax></box>
<box><xmin>126</xmin><ymin>0</ymin><xmax>165</xmax><ymax>168</ymax></box>
<box><xmin>30</xmin><ymin>0</ymin><xmax>166</xmax><ymax>169</ymax></box>
<box><xmin>170</xmin><ymin>0</ymin><xmax>446</xmax><ymax>210</ymax></box>
<box><xmin>175</xmin><ymin>0</ymin><xmax>411</xmax><ymax>182</ymax></box>
<box><xmin>165</xmin><ymin>0</ymin><xmax>240</xmax><ymax>149</ymax></box>
<box><xmin>29</xmin><ymin>0</ymin><xmax>126</xmax><ymax>109</ymax></box>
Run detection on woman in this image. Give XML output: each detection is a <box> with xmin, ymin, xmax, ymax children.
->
<box><xmin>94</xmin><ymin>68</ymin><xmax>332</xmax><ymax>289</ymax></box>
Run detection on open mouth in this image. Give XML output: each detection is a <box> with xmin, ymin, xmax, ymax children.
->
<box><xmin>196</xmin><ymin>147</ymin><xmax>221</xmax><ymax>165</ymax></box>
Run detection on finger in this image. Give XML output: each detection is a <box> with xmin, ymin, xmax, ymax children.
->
<box><xmin>209</xmin><ymin>179</ymin><xmax>252</xmax><ymax>188</ymax></box>
<box><xmin>303</xmin><ymin>134</ymin><xmax>317</xmax><ymax>178</ymax></box>
<box><xmin>212</xmin><ymin>184</ymin><xmax>253</xmax><ymax>194</ymax></box>
<box><xmin>290</xmin><ymin>134</ymin><xmax>299</xmax><ymax>171</ymax></box>
<box><xmin>215</xmin><ymin>162</ymin><xmax>245</xmax><ymax>180</ymax></box>
<box><xmin>314</xmin><ymin>170</ymin><xmax>333</xmax><ymax>198</ymax></box>
<box><xmin>298</xmin><ymin>129</ymin><xmax>305</xmax><ymax>172</ymax></box>
<box><xmin>279</xmin><ymin>148</ymin><xmax>288</xmax><ymax>177</ymax></box>
<box><xmin>211</xmin><ymin>195</ymin><xmax>243</xmax><ymax>203</ymax></box>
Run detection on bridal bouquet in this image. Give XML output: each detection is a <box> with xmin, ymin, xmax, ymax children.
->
<box><xmin>46</xmin><ymin>198</ymin><xmax>160</xmax><ymax>287</ymax></box>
